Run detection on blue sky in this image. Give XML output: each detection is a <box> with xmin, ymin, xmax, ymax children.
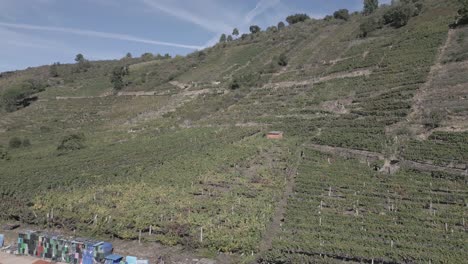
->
<box><xmin>0</xmin><ymin>0</ymin><xmax>391</xmax><ymax>72</ymax></box>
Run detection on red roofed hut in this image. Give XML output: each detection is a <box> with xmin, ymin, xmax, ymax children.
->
<box><xmin>267</xmin><ymin>131</ymin><xmax>284</xmax><ymax>139</ymax></box>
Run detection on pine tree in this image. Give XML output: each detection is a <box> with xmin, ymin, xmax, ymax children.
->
<box><xmin>219</xmin><ymin>34</ymin><xmax>227</xmax><ymax>43</ymax></box>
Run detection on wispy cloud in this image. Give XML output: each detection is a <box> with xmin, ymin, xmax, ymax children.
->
<box><xmin>140</xmin><ymin>0</ymin><xmax>234</xmax><ymax>33</ymax></box>
<box><xmin>244</xmin><ymin>0</ymin><xmax>281</xmax><ymax>25</ymax></box>
<box><xmin>0</xmin><ymin>22</ymin><xmax>203</xmax><ymax>50</ymax></box>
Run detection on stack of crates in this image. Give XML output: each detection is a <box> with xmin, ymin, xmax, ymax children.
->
<box><xmin>16</xmin><ymin>231</ymin><xmax>113</xmax><ymax>263</ymax></box>
<box><xmin>17</xmin><ymin>231</ymin><xmax>37</xmax><ymax>255</ymax></box>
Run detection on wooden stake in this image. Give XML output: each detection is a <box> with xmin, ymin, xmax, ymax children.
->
<box><xmin>149</xmin><ymin>225</ymin><xmax>152</xmax><ymax>235</ymax></box>
<box><xmin>200</xmin><ymin>227</ymin><xmax>203</xmax><ymax>243</ymax></box>
<box><xmin>138</xmin><ymin>230</ymin><xmax>142</xmax><ymax>244</ymax></box>
<box><xmin>328</xmin><ymin>187</ymin><xmax>332</xmax><ymax>197</ymax></box>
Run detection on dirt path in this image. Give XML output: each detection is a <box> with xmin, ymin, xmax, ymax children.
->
<box><xmin>256</xmin><ymin>145</ymin><xmax>303</xmax><ymax>259</ymax></box>
<box><xmin>261</xmin><ymin>68</ymin><xmax>372</xmax><ymax>90</ymax></box>
<box><xmin>305</xmin><ymin>143</ymin><xmax>467</xmax><ymax>176</ymax></box>
<box><xmin>408</xmin><ymin>29</ymin><xmax>456</xmax><ymax>122</ymax></box>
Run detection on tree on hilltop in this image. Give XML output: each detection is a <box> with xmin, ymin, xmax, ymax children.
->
<box><xmin>334</xmin><ymin>9</ymin><xmax>350</xmax><ymax>21</ymax></box>
<box><xmin>278</xmin><ymin>21</ymin><xmax>285</xmax><ymax>30</ymax></box>
<box><xmin>75</xmin><ymin>53</ymin><xmax>85</xmax><ymax>63</ymax></box>
<box><xmin>286</xmin><ymin>13</ymin><xmax>310</xmax><ymax>24</ymax></box>
<box><xmin>249</xmin><ymin>25</ymin><xmax>261</xmax><ymax>34</ymax></box>
<box><xmin>363</xmin><ymin>0</ymin><xmax>379</xmax><ymax>15</ymax></box>
<box><xmin>73</xmin><ymin>54</ymin><xmax>90</xmax><ymax>72</ymax></box>
<box><xmin>232</xmin><ymin>28</ymin><xmax>239</xmax><ymax>36</ymax></box>
<box><xmin>219</xmin><ymin>34</ymin><xmax>227</xmax><ymax>43</ymax></box>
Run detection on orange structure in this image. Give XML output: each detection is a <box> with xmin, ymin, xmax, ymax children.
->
<box><xmin>267</xmin><ymin>131</ymin><xmax>284</xmax><ymax>139</ymax></box>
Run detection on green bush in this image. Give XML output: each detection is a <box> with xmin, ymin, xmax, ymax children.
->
<box><xmin>359</xmin><ymin>16</ymin><xmax>384</xmax><ymax>37</ymax></box>
<box><xmin>278</xmin><ymin>53</ymin><xmax>288</xmax><ymax>67</ymax></box>
<box><xmin>9</xmin><ymin>137</ymin><xmax>22</xmax><ymax>149</ymax></box>
<box><xmin>333</xmin><ymin>9</ymin><xmax>350</xmax><ymax>21</ymax></box>
<box><xmin>230</xmin><ymin>79</ymin><xmax>240</xmax><ymax>90</ymax></box>
<box><xmin>1</xmin><ymin>79</ymin><xmax>47</xmax><ymax>112</ymax></box>
<box><xmin>286</xmin><ymin>14</ymin><xmax>310</xmax><ymax>25</ymax></box>
<box><xmin>455</xmin><ymin>0</ymin><xmax>468</xmax><ymax>26</ymax></box>
<box><xmin>383</xmin><ymin>2</ymin><xmax>419</xmax><ymax>28</ymax></box>
<box><xmin>422</xmin><ymin>110</ymin><xmax>446</xmax><ymax>129</ymax></box>
<box><xmin>57</xmin><ymin>133</ymin><xmax>86</xmax><ymax>152</ymax></box>
<box><xmin>110</xmin><ymin>66</ymin><xmax>130</xmax><ymax>90</ymax></box>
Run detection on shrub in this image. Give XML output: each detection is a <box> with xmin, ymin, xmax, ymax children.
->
<box><xmin>110</xmin><ymin>66</ymin><xmax>130</xmax><ymax>90</ymax></box>
<box><xmin>230</xmin><ymin>79</ymin><xmax>240</xmax><ymax>90</ymax></box>
<box><xmin>286</xmin><ymin>14</ymin><xmax>310</xmax><ymax>25</ymax></box>
<box><xmin>22</xmin><ymin>138</ymin><xmax>31</xmax><ymax>147</ymax></box>
<box><xmin>141</xmin><ymin>53</ymin><xmax>154</xmax><ymax>61</ymax></box>
<box><xmin>1</xmin><ymin>79</ymin><xmax>46</xmax><ymax>111</ymax></box>
<box><xmin>9</xmin><ymin>137</ymin><xmax>22</xmax><ymax>149</ymax></box>
<box><xmin>455</xmin><ymin>0</ymin><xmax>468</xmax><ymax>26</ymax></box>
<box><xmin>383</xmin><ymin>3</ymin><xmax>418</xmax><ymax>28</ymax></box>
<box><xmin>278</xmin><ymin>53</ymin><xmax>288</xmax><ymax>67</ymax></box>
<box><xmin>359</xmin><ymin>17</ymin><xmax>384</xmax><ymax>37</ymax></box>
<box><xmin>422</xmin><ymin>110</ymin><xmax>446</xmax><ymax>129</ymax></box>
<box><xmin>266</xmin><ymin>26</ymin><xmax>278</xmax><ymax>33</ymax></box>
<box><xmin>57</xmin><ymin>133</ymin><xmax>86</xmax><ymax>152</ymax></box>
<box><xmin>334</xmin><ymin>9</ymin><xmax>350</xmax><ymax>21</ymax></box>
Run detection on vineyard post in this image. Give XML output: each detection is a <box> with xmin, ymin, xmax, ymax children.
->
<box><xmin>200</xmin><ymin>227</ymin><xmax>203</xmax><ymax>243</ymax></box>
<box><xmin>149</xmin><ymin>225</ymin><xmax>152</xmax><ymax>235</ymax></box>
<box><xmin>328</xmin><ymin>187</ymin><xmax>332</xmax><ymax>197</ymax></box>
<box><xmin>139</xmin><ymin>230</ymin><xmax>142</xmax><ymax>244</ymax></box>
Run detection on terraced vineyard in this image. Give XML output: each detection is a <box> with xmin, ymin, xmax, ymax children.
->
<box><xmin>260</xmin><ymin>149</ymin><xmax>467</xmax><ymax>263</ymax></box>
<box><xmin>0</xmin><ymin>0</ymin><xmax>467</xmax><ymax>262</ymax></box>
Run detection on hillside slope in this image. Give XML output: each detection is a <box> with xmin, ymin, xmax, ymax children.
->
<box><xmin>1</xmin><ymin>0</ymin><xmax>467</xmax><ymax>263</ymax></box>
